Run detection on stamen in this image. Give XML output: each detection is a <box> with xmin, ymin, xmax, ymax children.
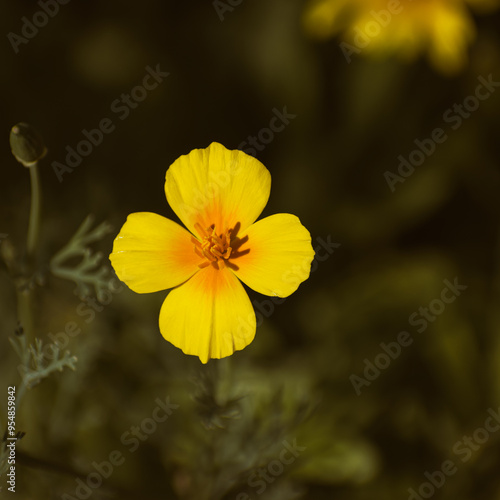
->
<box><xmin>193</xmin><ymin>244</ymin><xmax>204</xmax><ymax>258</ymax></box>
<box><xmin>192</xmin><ymin>223</ymin><xmax>234</xmax><ymax>270</ymax></box>
<box><xmin>211</xmin><ymin>247</ymin><xmax>224</xmax><ymax>258</ymax></box>
<box><xmin>194</xmin><ymin>222</ymin><xmax>209</xmax><ymax>239</ymax></box>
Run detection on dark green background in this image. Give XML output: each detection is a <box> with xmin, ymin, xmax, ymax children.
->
<box><xmin>1</xmin><ymin>1</ymin><xmax>500</xmax><ymax>499</ymax></box>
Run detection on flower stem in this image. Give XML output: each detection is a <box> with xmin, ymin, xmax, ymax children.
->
<box><xmin>16</xmin><ymin>162</ymin><xmax>41</xmax><ymax>341</ymax></box>
<box><xmin>27</xmin><ymin>162</ymin><xmax>41</xmax><ymax>258</ymax></box>
<box><xmin>17</xmin><ymin>289</ymin><xmax>34</xmax><ymax>341</ymax></box>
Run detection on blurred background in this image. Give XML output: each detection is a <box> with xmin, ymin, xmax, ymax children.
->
<box><xmin>1</xmin><ymin>0</ymin><xmax>500</xmax><ymax>498</ymax></box>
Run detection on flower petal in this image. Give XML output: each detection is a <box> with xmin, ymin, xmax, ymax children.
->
<box><xmin>232</xmin><ymin>214</ymin><xmax>315</xmax><ymax>297</ymax></box>
<box><xmin>159</xmin><ymin>266</ymin><xmax>256</xmax><ymax>363</ymax></box>
<box><xmin>303</xmin><ymin>0</ymin><xmax>350</xmax><ymax>39</ymax></box>
<box><xmin>165</xmin><ymin>142</ymin><xmax>271</xmax><ymax>236</ymax></box>
<box><xmin>110</xmin><ymin>212</ymin><xmax>200</xmax><ymax>293</ymax></box>
<box><xmin>426</xmin><ymin>1</ymin><xmax>475</xmax><ymax>75</ymax></box>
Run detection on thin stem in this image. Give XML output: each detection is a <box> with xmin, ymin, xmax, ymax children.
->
<box><xmin>15</xmin><ymin>380</ymin><xmax>28</xmax><ymax>418</ymax></box>
<box><xmin>17</xmin><ymin>289</ymin><xmax>34</xmax><ymax>341</ymax></box>
<box><xmin>27</xmin><ymin>162</ymin><xmax>41</xmax><ymax>258</ymax></box>
<box><xmin>17</xmin><ymin>162</ymin><xmax>41</xmax><ymax>342</ymax></box>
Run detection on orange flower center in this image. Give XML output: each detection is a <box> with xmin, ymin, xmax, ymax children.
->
<box><xmin>192</xmin><ymin>223</ymin><xmax>232</xmax><ymax>270</ymax></box>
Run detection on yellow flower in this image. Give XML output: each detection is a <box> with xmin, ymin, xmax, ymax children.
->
<box><xmin>110</xmin><ymin>143</ymin><xmax>315</xmax><ymax>363</ymax></box>
<box><xmin>304</xmin><ymin>0</ymin><xmax>499</xmax><ymax>74</ymax></box>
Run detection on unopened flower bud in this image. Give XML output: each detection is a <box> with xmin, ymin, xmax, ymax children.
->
<box><xmin>9</xmin><ymin>122</ymin><xmax>47</xmax><ymax>167</ymax></box>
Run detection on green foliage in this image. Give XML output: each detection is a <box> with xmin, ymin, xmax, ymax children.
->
<box><xmin>50</xmin><ymin>215</ymin><xmax>114</xmax><ymax>301</ymax></box>
<box><xmin>9</xmin><ymin>333</ymin><xmax>77</xmax><ymax>390</ymax></box>
<box><xmin>169</xmin><ymin>362</ymin><xmax>313</xmax><ymax>500</ymax></box>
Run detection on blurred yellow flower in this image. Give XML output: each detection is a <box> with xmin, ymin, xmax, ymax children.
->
<box><xmin>304</xmin><ymin>0</ymin><xmax>499</xmax><ymax>74</ymax></box>
<box><xmin>110</xmin><ymin>143</ymin><xmax>314</xmax><ymax>363</ymax></box>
